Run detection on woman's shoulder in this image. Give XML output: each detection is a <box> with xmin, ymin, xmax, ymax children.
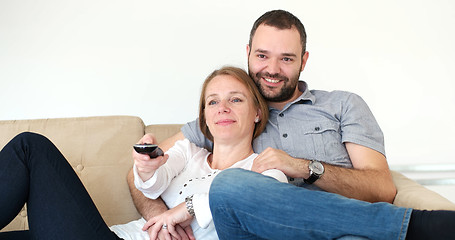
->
<box><xmin>230</xmin><ymin>153</ymin><xmax>259</xmax><ymax>169</ymax></box>
<box><xmin>170</xmin><ymin>138</ymin><xmax>211</xmax><ymax>158</ymax></box>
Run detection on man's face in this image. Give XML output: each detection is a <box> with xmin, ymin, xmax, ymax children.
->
<box><xmin>247</xmin><ymin>24</ymin><xmax>308</xmax><ymax>103</ymax></box>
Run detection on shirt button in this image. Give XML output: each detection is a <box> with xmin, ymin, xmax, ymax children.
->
<box><xmin>289</xmin><ymin>178</ymin><xmax>294</xmax><ymax>181</ymax></box>
<box><xmin>279</xmin><ymin>113</ymin><xmax>284</xmax><ymax>117</ymax></box>
<box><xmin>283</xmin><ymin>133</ymin><xmax>288</xmax><ymax>138</ymax></box>
<box><xmin>315</xmin><ymin>127</ymin><xmax>320</xmax><ymax>131</ymax></box>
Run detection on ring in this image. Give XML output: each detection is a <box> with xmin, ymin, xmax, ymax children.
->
<box><xmin>162</xmin><ymin>223</ymin><xmax>167</xmax><ymax>229</ymax></box>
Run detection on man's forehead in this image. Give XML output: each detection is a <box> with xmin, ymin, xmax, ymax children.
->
<box><xmin>251</xmin><ymin>25</ymin><xmax>302</xmax><ymax>55</ymax></box>
<box><xmin>254</xmin><ymin>48</ymin><xmax>298</xmax><ymax>58</ymax></box>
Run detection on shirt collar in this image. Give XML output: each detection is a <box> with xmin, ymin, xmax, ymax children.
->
<box><xmin>268</xmin><ymin>81</ymin><xmax>315</xmax><ymax>112</ymax></box>
<box><xmin>296</xmin><ymin>81</ymin><xmax>315</xmax><ymax>104</ymax></box>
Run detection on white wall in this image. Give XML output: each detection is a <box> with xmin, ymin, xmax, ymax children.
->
<box><xmin>1</xmin><ymin>0</ymin><xmax>455</xmax><ymax>170</ymax></box>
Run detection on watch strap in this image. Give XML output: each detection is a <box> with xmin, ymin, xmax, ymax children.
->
<box><xmin>304</xmin><ymin>173</ymin><xmax>319</xmax><ymax>184</ymax></box>
<box><xmin>304</xmin><ymin>160</ymin><xmax>323</xmax><ymax>184</ymax></box>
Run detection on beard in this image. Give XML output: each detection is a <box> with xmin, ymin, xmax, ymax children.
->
<box><xmin>249</xmin><ymin>68</ymin><xmax>301</xmax><ymax>103</ymax></box>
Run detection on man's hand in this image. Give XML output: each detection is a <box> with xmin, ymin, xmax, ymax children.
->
<box><xmin>251</xmin><ymin>144</ymin><xmax>396</xmax><ymax>203</ymax></box>
<box><xmin>252</xmin><ymin>147</ymin><xmax>309</xmax><ymax>178</ymax></box>
<box><xmin>143</xmin><ymin>203</ymin><xmax>195</xmax><ymax>240</ymax></box>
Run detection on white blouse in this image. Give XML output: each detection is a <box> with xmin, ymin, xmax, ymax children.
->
<box><xmin>113</xmin><ymin>139</ymin><xmax>287</xmax><ymax>240</ymax></box>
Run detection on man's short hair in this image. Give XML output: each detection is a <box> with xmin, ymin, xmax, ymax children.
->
<box><xmin>249</xmin><ymin>10</ymin><xmax>307</xmax><ymax>57</ymax></box>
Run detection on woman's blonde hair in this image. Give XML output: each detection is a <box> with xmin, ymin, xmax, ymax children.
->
<box><xmin>198</xmin><ymin>66</ymin><xmax>269</xmax><ymax>142</ymax></box>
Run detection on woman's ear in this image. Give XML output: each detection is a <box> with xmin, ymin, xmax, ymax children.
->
<box><xmin>255</xmin><ymin>109</ymin><xmax>262</xmax><ymax>123</ymax></box>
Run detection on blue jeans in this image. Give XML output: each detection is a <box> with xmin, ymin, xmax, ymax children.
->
<box><xmin>0</xmin><ymin>132</ymin><xmax>121</xmax><ymax>240</ymax></box>
<box><xmin>209</xmin><ymin>168</ymin><xmax>412</xmax><ymax>240</ymax></box>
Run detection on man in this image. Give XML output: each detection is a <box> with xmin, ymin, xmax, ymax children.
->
<box><xmin>129</xmin><ymin>10</ymin><xmax>454</xmax><ymax>239</ymax></box>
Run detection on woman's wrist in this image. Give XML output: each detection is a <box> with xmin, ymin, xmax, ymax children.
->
<box><xmin>185</xmin><ymin>195</ymin><xmax>195</xmax><ymax>217</ymax></box>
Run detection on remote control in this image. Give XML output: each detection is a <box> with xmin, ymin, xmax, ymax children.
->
<box><xmin>133</xmin><ymin>144</ymin><xmax>164</xmax><ymax>158</ymax></box>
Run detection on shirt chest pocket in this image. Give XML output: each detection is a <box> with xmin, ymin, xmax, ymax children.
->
<box><xmin>296</xmin><ymin>120</ymin><xmax>349</xmax><ymax>164</ymax></box>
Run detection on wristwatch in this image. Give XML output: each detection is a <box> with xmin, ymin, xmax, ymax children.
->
<box><xmin>304</xmin><ymin>160</ymin><xmax>324</xmax><ymax>184</ymax></box>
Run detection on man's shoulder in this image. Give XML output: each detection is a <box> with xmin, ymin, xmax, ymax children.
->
<box><xmin>310</xmin><ymin>89</ymin><xmax>359</xmax><ymax>103</ymax></box>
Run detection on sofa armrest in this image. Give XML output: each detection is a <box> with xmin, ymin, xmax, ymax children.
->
<box><xmin>391</xmin><ymin>170</ymin><xmax>455</xmax><ymax>210</ymax></box>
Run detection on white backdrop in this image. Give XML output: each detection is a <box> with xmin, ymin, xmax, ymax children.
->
<box><xmin>1</xmin><ymin>0</ymin><xmax>455</xmax><ymax>169</ymax></box>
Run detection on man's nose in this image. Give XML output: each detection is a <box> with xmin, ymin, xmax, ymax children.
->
<box><xmin>267</xmin><ymin>59</ymin><xmax>280</xmax><ymax>74</ymax></box>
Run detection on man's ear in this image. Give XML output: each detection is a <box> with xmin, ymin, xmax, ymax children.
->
<box><xmin>300</xmin><ymin>51</ymin><xmax>309</xmax><ymax>72</ymax></box>
<box><xmin>246</xmin><ymin>44</ymin><xmax>251</xmax><ymax>58</ymax></box>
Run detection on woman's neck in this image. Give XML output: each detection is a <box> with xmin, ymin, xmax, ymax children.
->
<box><xmin>209</xmin><ymin>138</ymin><xmax>254</xmax><ymax>170</ymax></box>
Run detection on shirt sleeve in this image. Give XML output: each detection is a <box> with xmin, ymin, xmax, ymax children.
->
<box><xmin>192</xmin><ymin>193</ymin><xmax>212</xmax><ymax>229</ymax></box>
<box><xmin>181</xmin><ymin>119</ymin><xmax>214</xmax><ymax>152</ymax></box>
<box><xmin>339</xmin><ymin>92</ymin><xmax>386</xmax><ymax>156</ymax></box>
<box><xmin>133</xmin><ymin>139</ymin><xmax>190</xmax><ymax>199</ymax></box>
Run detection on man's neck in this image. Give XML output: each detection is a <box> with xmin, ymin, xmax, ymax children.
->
<box><xmin>268</xmin><ymin>88</ymin><xmax>303</xmax><ymax>111</ymax></box>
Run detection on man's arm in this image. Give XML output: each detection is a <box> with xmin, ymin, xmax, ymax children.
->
<box><xmin>252</xmin><ymin>142</ymin><xmax>396</xmax><ymax>203</ymax></box>
<box><xmin>315</xmin><ymin>142</ymin><xmax>396</xmax><ymax>203</ymax></box>
<box><xmin>128</xmin><ymin>131</ymin><xmax>185</xmax><ymax>219</ymax></box>
<box><xmin>127</xmin><ymin>169</ymin><xmax>168</xmax><ymax>220</ymax></box>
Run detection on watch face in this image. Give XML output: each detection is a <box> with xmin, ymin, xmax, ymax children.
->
<box><xmin>310</xmin><ymin>161</ymin><xmax>324</xmax><ymax>175</ymax></box>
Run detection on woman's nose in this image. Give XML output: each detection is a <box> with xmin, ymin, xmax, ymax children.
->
<box><xmin>218</xmin><ymin>101</ymin><xmax>231</xmax><ymax>113</ymax></box>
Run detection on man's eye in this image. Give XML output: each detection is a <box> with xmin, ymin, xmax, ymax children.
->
<box><xmin>258</xmin><ymin>54</ymin><xmax>266</xmax><ymax>59</ymax></box>
<box><xmin>283</xmin><ymin>57</ymin><xmax>292</xmax><ymax>62</ymax></box>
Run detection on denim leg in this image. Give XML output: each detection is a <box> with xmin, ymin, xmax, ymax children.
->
<box><xmin>209</xmin><ymin>168</ymin><xmax>411</xmax><ymax>240</ymax></box>
<box><xmin>0</xmin><ymin>132</ymin><xmax>119</xmax><ymax>240</ymax></box>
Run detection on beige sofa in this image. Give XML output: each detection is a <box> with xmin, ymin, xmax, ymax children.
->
<box><xmin>1</xmin><ymin>115</ymin><xmax>455</xmax><ymax>232</ymax></box>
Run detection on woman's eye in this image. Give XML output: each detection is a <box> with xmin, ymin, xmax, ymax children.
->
<box><xmin>207</xmin><ymin>100</ymin><xmax>217</xmax><ymax>105</ymax></box>
<box><xmin>231</xmin><ymin>98</ymin><xmax>242</xmax><ymax>103</ymax></box>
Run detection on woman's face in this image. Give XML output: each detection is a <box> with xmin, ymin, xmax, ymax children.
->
<box><xmin>204</xmin><ymin>75</ymin><xmax>259</xmax><ymax>143</ymax></box>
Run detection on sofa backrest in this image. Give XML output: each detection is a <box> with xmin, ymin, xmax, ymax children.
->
<box><xmin>0</xmin><ymin>116</ymin><xmax>145</xmax><ymax>230</ymax></box>
<box><xmin>145</xmin><ymin>124</ymin><xmax>183</xmax><ymax>143</ymax></box>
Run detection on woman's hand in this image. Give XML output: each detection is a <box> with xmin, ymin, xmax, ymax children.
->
<box><xmin>143</xmin><ymin>202</ymin><xmax>194</xmax><ymax>240</ymax></box>
<box><xmin>147</xmin><ymin>224</ymin><xmax>195</xmax><ymax>240</ymax></box>
<box><xmin>133</xmin><ymin>133</ymin><xmax>169</xmax><ymax>181</ymax></box>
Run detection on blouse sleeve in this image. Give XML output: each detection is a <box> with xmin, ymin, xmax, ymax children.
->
<box><xmin>133</xmin><ymin>139</ymin><xmax>191</xmax><ymax>199</ymax></box>
<box><xmin>192</xmin><ymin>193</ymin><xmax>212</xmax><ymax>229</ymax></box>
<box><xmin>192</xmin><ymin>169</ymin><xmax>288</xmax><ymax>229</ymax></box>
<box><xmin>261</xmin><ymin>169</ymin><xmax>289</xmax><ymax>183</ymax></box>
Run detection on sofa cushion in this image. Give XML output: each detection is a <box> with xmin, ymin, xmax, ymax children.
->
<box><xmin>391</xmin><ymin>171</ymin><xmax>455</xmax><ymax>210</ymax></box>
<box><xmin>0</xmin><ymin>116</ymin><xmax>145</xmax><ymax>231</ymax></box>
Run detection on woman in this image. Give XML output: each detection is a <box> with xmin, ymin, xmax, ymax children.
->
<box><xmin>0</xmin><ymin>66</ymin><xmax>287</xmax><ymax>240</ymax></box>
<box><xmin>111</xmin><ymin>66</ymin><xmax>288</xmax><ymax>240</ymax></box>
